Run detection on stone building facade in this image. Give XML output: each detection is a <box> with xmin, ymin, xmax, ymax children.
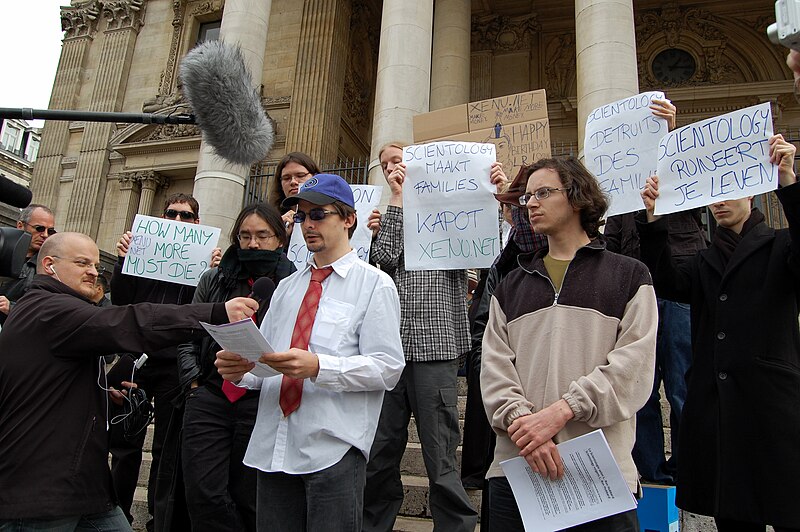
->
<box><xmin>30</xmin><ymin>0</ymin><xmax>796</xmax><ymax>253</ymax></box>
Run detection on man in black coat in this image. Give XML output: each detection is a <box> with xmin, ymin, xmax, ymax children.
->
<box><xmin>638</xmin><ymin>134</ymin><xmax>800</xmax><ymax>532</ymax></box>
<box><xmin>0</xmin><ymin>232</ymin><xmax>256</xmax><ymax>530</ymax></box>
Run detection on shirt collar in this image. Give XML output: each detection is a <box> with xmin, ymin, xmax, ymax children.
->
<box><xmin>303</xmin><ymin>249</ymin><xmax>358</xmax><ymax>279</ymax></box>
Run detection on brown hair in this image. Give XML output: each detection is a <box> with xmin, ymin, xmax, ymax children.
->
<box><xmin>163</xmin><ymin>193</ymin><xmax>200</xmax><ymax>219</ymax></box>
<box><xmin>528</xmin><ymin>156</ymin><xmax>608</xmax><ymax>238</ymax></box>
<box><xmin>330</xmin><ymin>200</ymin><xmax>358</xmax><ymax>238</ymax></box>
<box><xmin>267</xmin><ymin>152</ymin><xmax>321</xmax><ymax>213</ymax></box>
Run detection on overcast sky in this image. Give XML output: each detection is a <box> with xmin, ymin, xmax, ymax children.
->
<box><xmin>0</xmin><ymin>1</ymin><xmax>66</xmax><ymax>125</ymax></box>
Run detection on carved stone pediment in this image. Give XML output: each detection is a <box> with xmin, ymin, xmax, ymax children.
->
<box><xmin>472</xmin><ymin>14</ymin><xmax>541</xmax><ymax>53</ymax></box>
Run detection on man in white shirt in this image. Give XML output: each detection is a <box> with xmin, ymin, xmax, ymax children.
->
<box><xmin>216</xmin><ymin>173</ymin><xmax>405</xmax><ymax>532</ymax></box>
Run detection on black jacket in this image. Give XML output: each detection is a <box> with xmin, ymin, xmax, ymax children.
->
<box><xmin>605</xmin><ymin>209</ymin><xmax>707</xmax><ymax>262</ymax></box>
<box><xmin>638</xmin><ymin>184</ymin><xmax>800</xmax><ymax>527</ymax></box>
<box><xmin>0</xmin><ymin>276</ymin><xmax>228</xmax><ymax>519</ymax></box>
<box><xmin>111</xmin><ymin>256</ymin><xmax>196</xmax><ymax>365</ymax></box>
<box><xmin>0</xmin><ymin>251</ymin><xmax>38</xmax><ymax>325</ymax></box>
<box><xmin>177</xmin><ymin>247</ymin><xmax>295</xmax><ymax>394</ymax></box>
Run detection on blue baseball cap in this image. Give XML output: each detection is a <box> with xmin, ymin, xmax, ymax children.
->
<box><xmin>282</xmin><ymin>173</ymin><xmax>355</xmax><ymax>209</ymax></box>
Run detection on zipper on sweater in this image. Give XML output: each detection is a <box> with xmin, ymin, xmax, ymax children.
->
<box><xmin>533</xmin><ymin>261</ymin><xmax>573</xmax><ymax>306</ymax></box>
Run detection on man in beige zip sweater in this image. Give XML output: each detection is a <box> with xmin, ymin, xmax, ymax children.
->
<box><xmin>480</xmin><ymin>156</ymin><xmax>657</xmax><ymax>532</ymax></box>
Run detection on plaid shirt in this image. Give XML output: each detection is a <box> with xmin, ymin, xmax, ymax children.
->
<box><xmin>370</xmin><ymin>205</ymin><xmax>469</xmax><ymax>362</ymax></box>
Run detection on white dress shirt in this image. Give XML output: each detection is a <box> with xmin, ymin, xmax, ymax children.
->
<box><xmin>240</xmin><ymin>250</ymin><xmax>405</xmax><ymax>474</ymax></box>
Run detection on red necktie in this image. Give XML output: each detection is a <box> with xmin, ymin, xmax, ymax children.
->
<box><xmin>279</xmin><ymin>266</ymin><xmax>334</xmax><ymax>416</ymax></box>
<box><xmin>222</xmin><ymin>280</ymin><xmax>257</xmax><ymax>403</ymax></box>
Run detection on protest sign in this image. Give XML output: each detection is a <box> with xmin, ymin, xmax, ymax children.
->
<box><xmin>413</xmin><ymin>89</ymin><xmax>551</xmax><ymax>179</ymax></box>
<box><xmin>655</xmin><ymin>103</ymin><xmax>775</xmax><ymax>215</ymax></box>
<box><xmin>121</xmin><ymin>214</ymin><xmax>221</xmax><ymax>286</ymax></box>
<box><xmin>402</xmin><ymin>141</ymin><xmax>499</xmax><ymax>270</ymax></box>
<box><xmin>584</xmin><ymin>91</ymin><xmax>669</xmax><ymax>217</ymax></box>
<box><xmin>286</xmin><ymin>184</ymin><xmax>383</xmax><ymax>270</ymax></box>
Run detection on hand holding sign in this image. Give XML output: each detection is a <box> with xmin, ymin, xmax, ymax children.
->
<box><xmin>770</xmin><ymin>134</ymin><xmax>798</xmax><ymax>187</ymax></box>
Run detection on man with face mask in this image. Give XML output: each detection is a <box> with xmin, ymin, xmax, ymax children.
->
<box><xmin>638</xmin><ymin>134</ymin><xmax>799</xmax><ymax>532</ymax></box>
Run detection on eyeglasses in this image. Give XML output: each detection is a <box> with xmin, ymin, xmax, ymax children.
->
<box><xmin>293</xmin><ymin>208</ymin><xmax>338</xmax><ymax>224</ymax></box>
<box><xmin>281</xmin><ymin>172</ymin><xmax>310</xmax><ymax>184</ymax></box>
<box><xmin>519</xmin><ymin>187</ymin><xmax>571</xmax><ymax>206</ymax></box>
<box><xmin>163</xmin><ymin>209</ymin><xmax>197</xmax><ymax>221</ymax></box>
<box><xmin>52</xmin><ymin>256</ymin><xmax>105</xmax><ymax>276</ymax></box>
<box><xmin>237</xmin><ymin>231</ymin><xmax>277</xmax><ymax>244</ymax></box>
<box><xmin>24</xmin><ymin>223</ymin><xmax>57</xmax><ymax>236</ymax></box>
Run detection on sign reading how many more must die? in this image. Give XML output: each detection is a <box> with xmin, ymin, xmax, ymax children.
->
<box><xmin>121</xmin><ymin>214</ymin><xmax>221</xmax><ymax>286</ymax></box>
<box><xmin>655</xmin><ymin>102</ymin><xmax>776</xmax><ymax>215</ymax></box>
<box><xmin>402</xmin><ymin>141</ymin><xmax>499</xmax><ymax>271</ymax></box>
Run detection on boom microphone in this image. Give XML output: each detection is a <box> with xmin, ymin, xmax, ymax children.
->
<box><xmin>179</xmin><ymin>41</ymin><xmax>274</xmax><ymax>166</ymax></box>
<box><xmin>0</xmin><ymin>174</ymin><xmax>32</xmax><ymax>209</ymax></box>
<box><xmin>248</xmin><ymin>277</ymin><xmax>276</xmax><ymax>308</ymax></box>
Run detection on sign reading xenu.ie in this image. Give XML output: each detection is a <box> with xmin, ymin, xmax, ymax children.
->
<box><xmin>584</xmin><ymin>91</ymin><xmax>669</xmax><ymax>217</ymax></box>
<box><xmin>402</xmin><ymin>141</ymin><xmax>499</xmax><ymax>270</ymax></box>
<box><xmin>655</xmin><ymin>103</ymin><xmax>775</xmax><ymax>215</ymax></box>
<box><xmin>122</xmin><ymin>214</ymin><xmax>221</xmax><ymax>286</ymax></box>
<box><xmin>287</xmin><ymin>185</ymin><xmax>383</xmax><ymax>271</ymax></box>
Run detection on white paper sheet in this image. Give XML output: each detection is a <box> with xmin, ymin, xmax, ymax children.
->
<box><xmin>200</xmin><ymin>319</ymin><xmax>279</xmax><ymax>378</ymax></box>
<box><xmin>500</xmin><ymin>430</ymin><xmax>637</xmax><ymax>532</ymax></box>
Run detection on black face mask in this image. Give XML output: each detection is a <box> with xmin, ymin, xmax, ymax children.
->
<box><xmin>236</xmin><ymin>248</ymin><xmax>284</xmax><ymax>278</ymax></box>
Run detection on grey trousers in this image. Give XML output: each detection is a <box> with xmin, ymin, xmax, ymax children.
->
<box><xmin>363</xmin><ymin>359</ymin><xmax>478</xmax><ymax>532</ymax></box>
<box><xmin>256</xmin><ymin>446</ymin><xmax>366</xmax><ymax>532</ymax></box>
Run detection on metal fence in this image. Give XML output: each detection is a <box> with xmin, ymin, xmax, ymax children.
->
<box><xmin>245</xmin><ymin>157</ymin><xmax>371</xmax><ymax>205</ymax></box>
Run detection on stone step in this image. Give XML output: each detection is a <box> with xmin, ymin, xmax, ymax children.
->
<box><xmin>401</xmin><ymin>442</ymin><xmax>462</xmax><ymax>478</ymax></box>
<box><xmin>398</xmin><ymin>475</ymin><xmax>481</xmax><ymax>519</ymax></box>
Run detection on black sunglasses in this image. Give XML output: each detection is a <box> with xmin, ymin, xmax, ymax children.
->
<box><xmin>164</xmin><ymin>209</ymin><xmax>197</xmax><ymax>221</ymax></box>
<box><xmin>25</xmin><ymin>223</ymin><xmax>57</xmax><ymax>236</ymax></box>
<box><xmin>293</xmin><ymin>209</ymin><xmax>338</xmax><ymax>224</ymax></box>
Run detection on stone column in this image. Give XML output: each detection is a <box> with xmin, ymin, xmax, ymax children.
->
<box><xmin>430</xmin><ymin>0</ymin><xmax>470</xmax><ymax>111</ymax></box>
<box><xmin>116</xmin><ymin>171</ymin><xmax>141</xmax><ymax>236</ymax></box>
<box><xmin>368</xmin><ymin>0</ymin><xmax>434</xmax><ymax>184</ymax></box>
<box><xmin>284</xmin><ymin>0</ymin><xmax>352</xmax><ymax>163</ymax></box>
<box><xmin>575</xmin><ymin>0</ymin><xmax>639</xmax><ymax>154</ymax></box>
<box><xmin>32</xmin><ymin>0</ymin><xmax>102</xmax><ymax>211</ymax></box>
<box><xmin>193</xmin><ymin>0</ymin><xmax>271</xmax><ymax>238</ymax></box>
<box><xmin>64</xmin><ymin>0</ymin><xmax>146</xmax><ymax>236</ymax></box>
<box><xmin>137</xmin><ymin>171</ymin><xmax>167</xmax><ymax>216</ymax></box>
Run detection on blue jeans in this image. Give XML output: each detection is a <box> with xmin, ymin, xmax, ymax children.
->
<box><xmin>483</xmin><ymin>477</ymin><xmax>640</xmax><ymax>531</ymax></box>
<box><xmin>632</xmin><ymin>298</ymin><xmax>692</xmax><ymax>484</ymax></box>
<box><xmin>256</xmin><ymin>446</ymin><xmax>365</xmax><ymax>532</ymax></box>
<box><xmin>0</xmin><ymin>506</ymin><xmax>131</xmax><ymax>531</ymax></box>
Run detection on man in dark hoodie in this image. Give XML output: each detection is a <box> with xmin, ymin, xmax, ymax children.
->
<box><xmin>110</xmin><ymin>193</ymin><xmax>220</xmax><ymax>529</ymax></box>
<box><xmin>0</xmin><ymin>232</ymin><xmax>255</xmax><ymax>530</ymax></box>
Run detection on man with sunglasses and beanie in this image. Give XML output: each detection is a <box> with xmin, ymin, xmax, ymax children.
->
<box><xmin>480</xmin><ymin>157</ymin><xmax>657</xmax><ymax>531</ymax></box>
<box><xmin>216</xmin><ymin>173</ymin><xmax>405</xmax><ymax>532</ymax></box>
<box><xmin>0</xmin><ymin>203</ymin><xmax>57</xmax><ymax>324</ymax></box>
<box><xmin>110</xmin><ymin>192</ymin><xmax>221</xmax><ymax>530</ymax></box>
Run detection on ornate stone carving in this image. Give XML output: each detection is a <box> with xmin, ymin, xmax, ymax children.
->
<box><xmin>118</xmin><ymin>171</ymin><xmax>141</xmax><ymax>191</ymax></box>
<box><xmin>190</xmin><ymin>0</ymin><xmax>224</xmax><ymax>16</ymax></box>
<box><xmin>140</xmin><ymin>123</ymin><xmax>200</xmax><ymax>142</ymax></box>
<box><xmin>102</xmin><ymin>0</ymin><xmax>145</xmax><ymax>31</ymax></box>
<box><xmin>142</xmin><ymin>91</ymin><xmax>186</xmax><ymax>113</ymax></box>
<box><xmin>61</xmin><ymin>0</ymin><xmax>102</xmax><ymax>39</ymax></box>
<box><xmin>139</xmin><ymin>170</ymin><xmax>168</xmax><ymax>190</ymax></box>
<box><xmin>343</xmin><ymin>0</ymin><xmax>378</xmax><ymax>134</ymax></box>
<box><xmin>544</xmin><ymin>34</ymin><xmax>575</xmax><ymax>99</ymax></box>
<box><xmin>158</xmin><ymin>0</ymin><xmax>186</xmax><ymax>95</ymax></box>
<box><xmin>472</xmin><ymin>14</ymin><xmax>540</xmax><ymax>53</ymax></box>
<box><xmin>263</xmin><ymin>96</ymin><xmax>292</xmax><ymax>107</ymax></box>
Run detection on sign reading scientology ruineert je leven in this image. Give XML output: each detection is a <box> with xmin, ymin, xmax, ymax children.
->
<box><xmin>655</xmin><ymin>103</ymin><xmax>776</xmax><ymax>215</ymax></box>
<box><xmin>121</xmin><ymin>214</ymin><xmax>221</xmax><ymax>286</ymax></box>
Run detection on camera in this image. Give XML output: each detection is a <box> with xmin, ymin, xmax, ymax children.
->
<box><xmin>768</xmin><ymin>0</ymin><xmax>800</xmax><ymax>51</ymax></box>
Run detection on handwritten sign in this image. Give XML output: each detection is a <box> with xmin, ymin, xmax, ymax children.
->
<box><xmin>402</xmin><ymin>141</ymin><xmax>499</xmax><ymax>270</ymax></box>
<box><xmin>286</xmin><ymin>185</ymin><xmax>384</xmax><ymax>270</ymax></box>
<box><xmin>584</xmin><ymin>91</ymin><xmax>669</xmax><ymax>217</ymax></box>
<box><xmin>121</xmin><ymin>214</ymin><xmax>221</xmax><ymax>286</ymax></box>
<box><xmin>655</xmin><ymin>103</ymin><xmax>775</xmax><ymax>215</ymax></box>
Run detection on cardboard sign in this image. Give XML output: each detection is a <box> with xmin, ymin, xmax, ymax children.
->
<box><xmin>121</xmin><ymin>214</ymin><xmax>221</xmax><ymax>286</ymax></box>
<box><xmin>655</xmin><ymin>103</ymin><xmax>775</xmax><ymax>215</ymax></box>
<box><xmin>402</xmin><ymin>141</ymin><xmax>499</xmax><ymax>270</ymax></box>
<box><xmin>584</xmin><ymin>91</ymin><xmax>669</xmax><ymax>217</ymax></box>
<box><xmin>286</xmin><ymin>185</ymin><xmax>384</xmax><ymax>270</ymax></box>
<box><xmin>414</xmin><ymin>89</ymin><xmax>551</xmax><ymax>179</ymax></box>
